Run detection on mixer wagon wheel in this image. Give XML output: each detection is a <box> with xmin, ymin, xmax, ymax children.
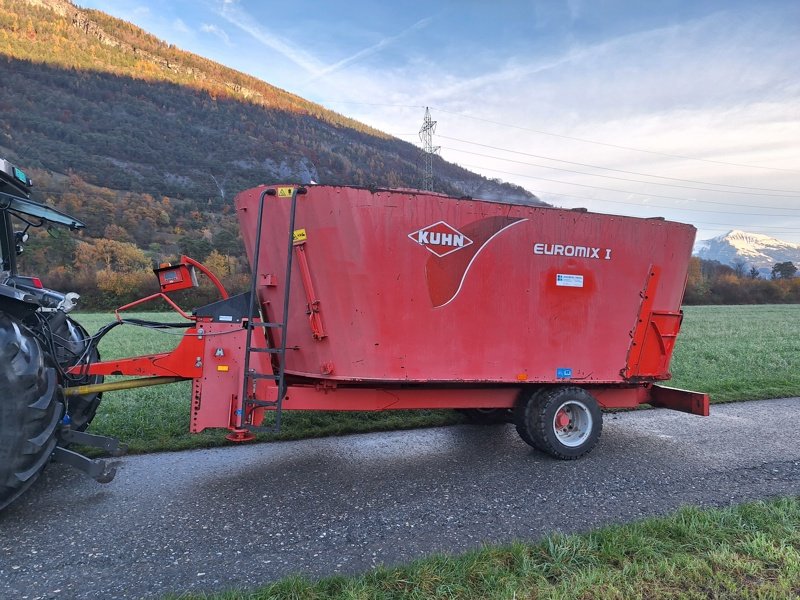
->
<box><xmin>0</xmin><ymin>313</ymin><xmax>64</xmax><ymax>511</ymax></box>
<box><xmin>516</xmin><ymin>386</ymin><xmax>602</xmax><ymax>459</ymax></box>
<box><xmin>514</xmin><ymin>387</ymin><xmax>546</xmax><ymax>449</ymax></box>
<box><xmin>461</xmin><ymin>408</ymin><xmax>512</xmax><ymax>424</ymax></box>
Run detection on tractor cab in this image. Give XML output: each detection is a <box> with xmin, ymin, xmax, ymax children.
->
<box><xmin>0</xmin><ymin>158</ymin><xmax>85</xmax><ymax>315</ymax></box>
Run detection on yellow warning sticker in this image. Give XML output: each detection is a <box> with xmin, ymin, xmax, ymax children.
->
<box><xmin>293</xmin><ymin>228</ymin><xmax>307</xmax><ymax>243</ymax></box>
<box><xmin>277</xmin><ymin>186</ymin><xmax>294</xmax><ymax>197</ymax></box>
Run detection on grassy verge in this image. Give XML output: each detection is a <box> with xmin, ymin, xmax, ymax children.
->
<box><xmin>171</xmin><ymin>497</ymin><xmax>800</xmax><ymax>599</ymax></box>
<box><xmin>73</xmin><ymin>304</ymin><xmax>800</xmax><ymax>454</ymax></box>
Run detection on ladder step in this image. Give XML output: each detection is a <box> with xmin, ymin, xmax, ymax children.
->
<box><xmin>247</xmin><ymin>373</ymin><xmax>281</xmax><ymax>381</ymax></box>
<box><xmin>245</xmin><ymin>399</ymin><xmax>279</xmax><ymax>408</ymax></box>
<box><xmin>238</xmin><ymin>189</ymin><xmax>298</xmax><ymax>437</ymax></box>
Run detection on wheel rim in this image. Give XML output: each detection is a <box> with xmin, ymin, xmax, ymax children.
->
<box><xmin>552</xmin><ymin>400</ymin><xmax>593</xmax><ymax>447</ymax></box>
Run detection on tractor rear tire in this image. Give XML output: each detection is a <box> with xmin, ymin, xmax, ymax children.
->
<box><xmin>0</xmin><ymin>313</ymin><xmax>63</xmax><ymax>511</ymax></box>
<box><xmin>53</xmin><ymin>316</ymin><xmax>102</xmax><ymax>431</ymax></box>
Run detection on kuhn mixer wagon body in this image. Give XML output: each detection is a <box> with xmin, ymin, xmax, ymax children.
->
<box><xmin>0</xmin><ymin>166</ymin><xmax>709</xmax><ymax>512</ymax></box>
<box><xmin>236</xmin><ymin>185</ymin><xmax>694</xmax><ymax>385</ymax></box>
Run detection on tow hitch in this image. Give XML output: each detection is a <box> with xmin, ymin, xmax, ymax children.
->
<box><xmin>53</xmin><ymin>427</ymin><xmax>128</xmax><ymax>484</ymax></box>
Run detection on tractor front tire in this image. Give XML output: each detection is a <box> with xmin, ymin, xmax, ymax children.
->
<box><xmin>0</xmin><ymin>313</ymin><xmax>63</xmax><ymax>511</ymax></box>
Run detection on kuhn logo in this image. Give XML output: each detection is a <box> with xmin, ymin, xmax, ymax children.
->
<box><xmin>408</xmin><ymin>221</ymin><xmax>474</xmax><ymax>257</ymax></box>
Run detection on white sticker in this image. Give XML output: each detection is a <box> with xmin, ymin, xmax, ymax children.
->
<box><xmin>556</xmin><ymin>274</ymin><xmax>584</xmax><ymax>288</ymax></box>
<box><xmin>218</xmin><ymin>315</ymin><xmax>233</xmax><ymax>322</ymax></box>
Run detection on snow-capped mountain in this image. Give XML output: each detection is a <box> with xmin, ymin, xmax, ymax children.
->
<box><xmin>693</xmin><ymin>230</ymin><xmax>800</xmax><ymax>270</ymax></box>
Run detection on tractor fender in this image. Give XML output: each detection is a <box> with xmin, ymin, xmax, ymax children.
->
<box><xmin>0</xmin><ymin>283</ymin><xmax>39</xmax><ymax>319</ymax></box>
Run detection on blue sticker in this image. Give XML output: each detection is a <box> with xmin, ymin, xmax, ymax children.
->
<box><xmin>556</xmin><ymin>368</ymin><xmax>573</xmax><ymax>379</ymax></box>
<box><xmin>235</xmin><ymin>409</ymin><xmax>243</xmax><ymax>416</ymax></box>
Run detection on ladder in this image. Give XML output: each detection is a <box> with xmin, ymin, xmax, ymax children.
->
<box><xmin>239</xmin><ymin>186</ymin><xmax>305</xmax><ymax>433</ymax></box>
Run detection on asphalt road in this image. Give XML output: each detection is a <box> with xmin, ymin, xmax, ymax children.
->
<box><xmin>1</xmin><ymin>398</ymin><xmax>798</xmax><ymax>599</ymax></box>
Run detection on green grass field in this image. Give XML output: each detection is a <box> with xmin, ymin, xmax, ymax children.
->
<box><xmin>669</xmin><ymin>305</ymin><xmax>800</xmax><ymax>402</ymax></box>
<box><xmin>72</xmin><ymin>304</ymin><xmax>800</xmax><ymax>454</ymax></box>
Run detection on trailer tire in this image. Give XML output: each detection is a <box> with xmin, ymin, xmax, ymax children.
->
<box><xmin>514</xmin><ymin>387</ymin><xmax>545</xmax><ymax>449</ymax></box>
<box><xmin>0</xmin><ymin>313</ymin><xmax>63</xmax><ymax>512</ymax></box>
<box><xmin>517</xmin><ymin>386</ymin><xmax>602</xmax><ymax>459</ymax></box>
<box><xmin>461</xmin><ymin>408</ymin><xmax>512</xmax><ymax>424</ymax></box>
<box><xmin>53</xmin><ymin>317</ymin><xmax>102</xmax><ymax>431</ymax></box>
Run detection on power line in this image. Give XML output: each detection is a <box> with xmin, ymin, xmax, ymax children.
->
<box><xmin>552</xmin><ymin>195</ymin><xmax>800</xmax><ymax>232</ymax></box>
<box><xmin>435</xmin><ymin>107</ymin><xmax>800</xmax><ymax>174</ymax></box>
<box><xmin>316</xmin><ymin>99</ymin><xmax>799</xmax><ymax>174</ymax></box>
<box><xmin>456</xmin><ymin>162</ymin><xmax>800</xmax><ymax>211</ymax></box>
<box><xmin>443</xmin><ymin>146</ymin><xmax>799</xmax><ymax>198</ymax></box>
<box><xmin>536</xmin><ymin>188</ymin><xmax>800</xmax><ymax>218</ymax></box>
<box><xmin>439</xmin><ymin>135</ymin><xmax>800</xmax><ymax>194</ymax></box>
<box><xmin>678</xmin><ymin>219</ymin><xmax>800</xmax><ymax>232</ymax></box>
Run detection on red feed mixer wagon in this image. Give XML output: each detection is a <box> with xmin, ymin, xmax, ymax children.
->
<box><xmin>74</xmin><ymin>184</ymin><xmax>708</xmax><ymax>463</ymax></box>
<box><xmin>1</xmin><ymin>165</ymin><xmax>711</xmax><ymax>511</ymax></box>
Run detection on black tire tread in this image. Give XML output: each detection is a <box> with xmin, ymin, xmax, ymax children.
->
<box><xmin>0</xmin><ymin>313</ymin><xmax>63</xmax><ymax>511</ymax></box>
<box><xmin>520</xmin><ymin>386</ymin><xmax>602</xmax><ymax>460</ymax></box>
<box><xmin>514</xmin><ymin>387</ymin><xmax>545</xmax><ymax>449</ymax></box>
<box><xmin>55</xmin><ymin>317</ymin><xmax>102</xmax><ymax>431</ymax></box>
<box><xmin>461</xmin><ymin>408</ymin><xmax>513</xmax><ymax>425</ymax></box>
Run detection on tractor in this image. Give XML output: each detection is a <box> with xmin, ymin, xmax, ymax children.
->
<box><xmin>0</xmin><ymin>157</ymin><xmax>114</xmax><ymax>511</ymax></box>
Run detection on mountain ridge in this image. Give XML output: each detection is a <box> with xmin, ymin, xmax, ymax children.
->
<box><xmin>693</xmin><ymin>229</ymin><xmax>800</xmax><ymax>271</ymax></box>
<box><xmin>1</xmin><ymin>0</ymin><xmax>541</xmax><ymax>205</ymax></box>
<box><xmin>19</xmin><ymin>0</ymin><xmax>383</xmax><ymax>135</ymax></box>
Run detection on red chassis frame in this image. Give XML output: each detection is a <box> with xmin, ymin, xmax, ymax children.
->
<box><xmin>70</xmin><ymin>258</ymin><xmax>709</xmax><ymax>439</ymax></box>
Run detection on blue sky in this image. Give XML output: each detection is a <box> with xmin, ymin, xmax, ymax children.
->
<box><xmin>76</xmin><ymin>0</ymin><xmax>800</xmax><ymax>244</ymax></box>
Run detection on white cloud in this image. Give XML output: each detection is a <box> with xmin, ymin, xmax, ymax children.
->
<box><xmin>201</xmin><ymin>23</ymin><xmax>231</xmax><ymax>45</ymax></box>
<box><xmin>173</xmin><ymin>18</ymin><xmax>189</xmax><ymax>34</ymax></box>
<box><xmin>170</xmin><ymin>1</ymin><xmax>800</xmax><ymax>242</ymax></box>
<box><xmin>216</xmin><ymin>3</ymin><xmax>434</xmax><ymax>85</ymax></box>
<box><xmin>216</xmin><ymin>2</ymin><xmax>322</xmax><ymax>74</ymax></box>
<box><xmin>307</xmin><ymin>16</ymin><xmax>434</xmax><ymax>82</ymax></box>
<box><xmin>566</xmin><ymin>0</ymin><xmax>583</xmax><ymax>21</ymax></box>
<box><xmin>294</xmin><ymin>7</ymin><xmax>800</xmax><ymax>241</ymax></box>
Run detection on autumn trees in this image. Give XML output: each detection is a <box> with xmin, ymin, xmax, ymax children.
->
<box><xmin>685</xmin><ymin>257</ymin><xmax>800</xmax><ymax>304</ymax></box>
<box><xmin>14</xmin><ymin>171</ymin><xmax>248</xmax><ymax>308</ymax></box>
<box><xmin>771</xmin><ymin>261</ymin><xmax>798</xmax><ymax>280</ymax></box>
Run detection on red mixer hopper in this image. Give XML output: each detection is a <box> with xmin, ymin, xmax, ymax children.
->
<box><xmin>236</xmin><ymin>185</ymin><xmax>695</xmax><ymax>386</ymax></box>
